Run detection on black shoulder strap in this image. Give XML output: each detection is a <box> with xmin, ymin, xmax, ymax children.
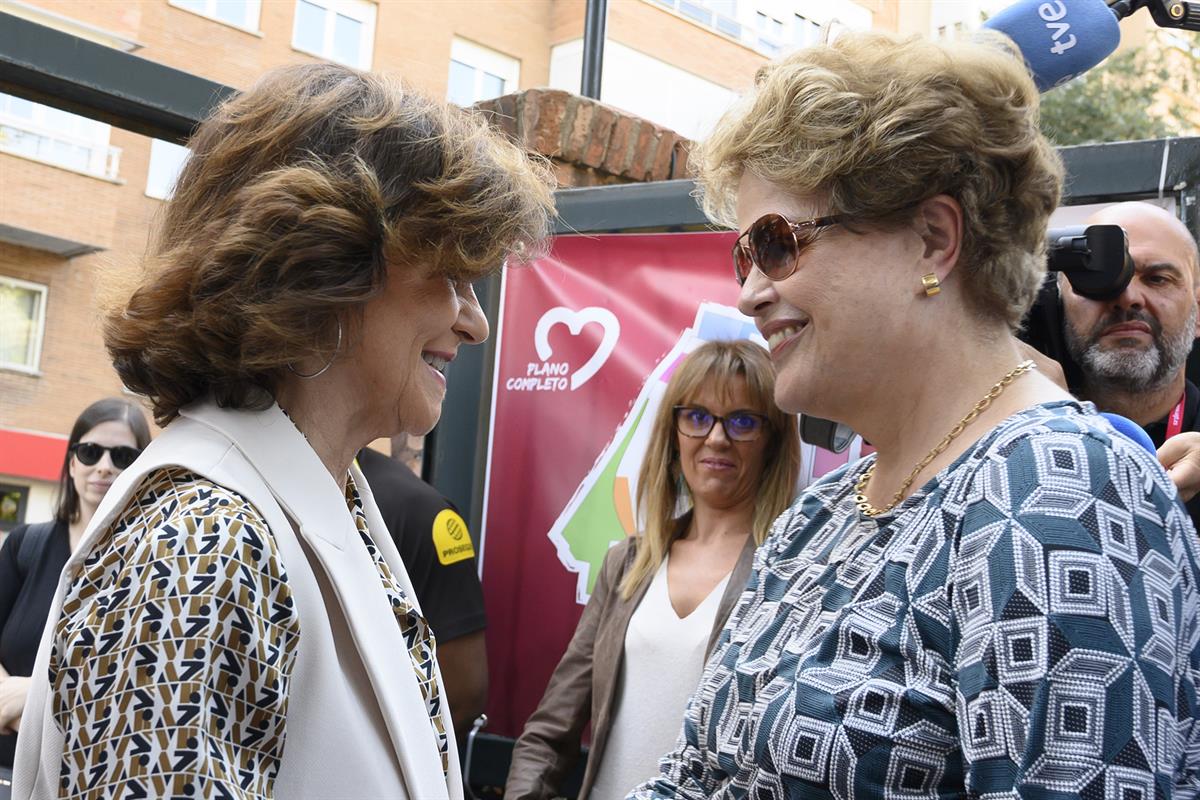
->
<box><xmin>17</xmin><ymin>520</ymin><xmax>58</xmax><ymax>577</ymax></box>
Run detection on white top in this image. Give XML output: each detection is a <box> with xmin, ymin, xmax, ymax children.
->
<box><xmin>588</xmin><ymin>555</ymin><xmax>731</xmax><ymax>800</ymax></box>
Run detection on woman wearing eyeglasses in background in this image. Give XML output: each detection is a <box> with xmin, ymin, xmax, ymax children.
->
<box><xmin>506</xmin><ymin>340</ymin><xmax>799</xmax><ymax>800</ymax></box>
<box><xmin>0</xmin><ymin>397</ymin><xmax>149</xmax><ymax>768</ymax></box>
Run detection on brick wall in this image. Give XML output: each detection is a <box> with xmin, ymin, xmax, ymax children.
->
<box><xmin>475</xmin><ymin>88</ymin><xmax>691</xmax><ymax>189</ymax></box>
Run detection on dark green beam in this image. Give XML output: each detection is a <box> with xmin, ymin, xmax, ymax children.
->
<box><xmin>1059</xmin><ymin>138</ymin><xmax>1200</xmax><ymax>204</ymax></box>
<box><xmin>550</xmin><ymin>139</ymin><xmax>1200</xmax><ymax>235</ymax></box>
<box><xmin>0</xmin><ymin>12</ymin><xmax>232</xmax><ymax>144</ymax></box>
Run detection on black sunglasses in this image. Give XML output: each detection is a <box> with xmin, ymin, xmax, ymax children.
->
<box><xmin>70</xmin><ymin>442</ymin><xmax>142</xmax><ymax>470</ymax></box>
<box><xmin>732</xmin><ymin>212</ymin><xmax>847</xmax><ymax>287</ymax></box>
<box><xmin>673</xmin><ymin>405</ymin><xmax>769</xmax><ymax>442</ymax></box>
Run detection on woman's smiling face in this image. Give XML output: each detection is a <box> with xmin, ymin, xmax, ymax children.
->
<box><xmin>677</xmin><ymin>377</ymin><xmax>771</xmax><ymax>512</ymax></box>
<box><xmin>735</xmin><ymin>172</ymin><xmax>924</xmax><ymax>421</ymax></box>
<box><xmin>348</xmin><ymin>265</ymin><xmax>489</xmax><ymax>437</ymax></box>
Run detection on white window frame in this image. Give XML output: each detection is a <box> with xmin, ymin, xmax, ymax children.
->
<box><xmin>755</xmin><ymin>11</ymin><xmax>784</xmax><ymax>54</ymax></box>
<box><xmin>291</xmin><ymin>0</ymin><xmax>376</xmax><ymax>70</ymax></box>
<box><xmin>168</xmin><ymin>0</ymin><xmax>262</xmax><ymax>33</ymax></box>
<box><xmin>0</xmin><ymin>275</ymin><xmax>48</xmax><ymax>375</ymax></box>
<box><xmin>1</xmin><ymin>1</ymin><xmax>141</xmax><ymax>51</ymax></box>
<box><xmin>793</xmin><ymin>13</ymin><xmax>821</xmax><ymax>47</ymax></box>
<box><xmin>0</xmin><ymin>93</ymin><xmax>119</xmax><ymax>180</ymax></box>
<box><xmin>448</xmin><ymin>38</ymin><xmax>520</xmax><ymax>106</ymax></box>
<box><xmin>145</xmin><ymin>138</ymin><xmax>191</xmax><ymax>201</ymax></box>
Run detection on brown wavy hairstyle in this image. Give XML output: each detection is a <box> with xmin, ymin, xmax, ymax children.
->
<box><xmin>619</xmin><ymin>340</ymin><xmax>800</xmax><ymax>599</ymax></box>
<box><xmin>693</xmin><ymin>30</ymin><xmax>1064</xmax><ymax>330</ymax></box>
<box><xmin>106</xmin><ymin>63</ymin><xmax>555</xmax><ymax>424</ymax></box>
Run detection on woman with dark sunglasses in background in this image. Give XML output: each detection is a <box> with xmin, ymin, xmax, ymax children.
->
<box><xmin>506</xmin><ymin>340</ymin><xmax>799</xmax><ymax>800</ymax></box>
<box><xmin>0</xmin><ymin>397</ymin><xmax>149</xmax><ymax>768</ymax></box>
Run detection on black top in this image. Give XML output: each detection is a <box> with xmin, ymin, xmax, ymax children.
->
<box><xmin>0</xmin><ymin>519</ymin><xmax>70</xmax><ymax>768</ymax></box>
<box><xmin>356</xmin><ymin>448</ymin><xmax>487</xmax><ymax>642</ymax></box>
<box><xmin>1143</xmin><ymin>379</ymin><xmax>1200</xmax><ymax>534</ymax></box>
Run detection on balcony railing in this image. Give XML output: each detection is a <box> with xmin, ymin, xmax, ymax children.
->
<box><xmin>648</xmin><ymin>0</ymin><xmax>843</xmax><ymax>58</ymax></box>
<box><xmin>650</xmin><ymin>0</ymin><xmax>779</xmax><ymax>55</ymax></box>
<box><xmin>0</xmin><ymin>112</ymin><xmax>121</xmax><ymax>180</ymax></box>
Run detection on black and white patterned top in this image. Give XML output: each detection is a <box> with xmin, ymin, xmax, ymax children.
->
<box><xmin>47</xmin><ymin>468</ymin><xmax>445</xmax><ymax>799</ymax></box>
<box><xmin>629</xmin><ymin>401</ymin><xmax>1200</xmax><ymax>799</ymax></box>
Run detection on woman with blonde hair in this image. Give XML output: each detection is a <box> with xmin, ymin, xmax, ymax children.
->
<box><xmin>506</xmin><ymin>339</ymin><xmax>799</xmax><ymax>800</ymax></box>
<box><xmin>630</xmin><ymin>30</ymin><xmax>1200</xmax><ymax>798</ymax></box>
<box><xmin>13</xmin><ymin>62</ymin><xmax>553</xmax><ymax>800</ymax></box>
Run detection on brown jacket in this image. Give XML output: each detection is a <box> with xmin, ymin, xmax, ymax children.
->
<box><xmin>504</xmin><ymin>533</ymin><xmax>756</xmax><ymax>800</ymax></box>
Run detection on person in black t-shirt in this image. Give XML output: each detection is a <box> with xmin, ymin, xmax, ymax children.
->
<box><xmin>356</xmin><ymin>446</ymin><xmax>487</xmax><ymax>747</ymax></box>
<box><xmin>1058</xmin><ymin>202</ymin><xmax>1200</xmax><ymax>530</ymax></box>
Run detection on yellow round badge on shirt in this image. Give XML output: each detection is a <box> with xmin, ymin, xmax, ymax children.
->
<box><xmin>433</xmin><ymin>508</ymin><xmax>475</xmax><ymax>565</ymax></box>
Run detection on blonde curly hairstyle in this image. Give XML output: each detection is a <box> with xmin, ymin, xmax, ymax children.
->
<box><xmin>693</xmin><ymin>30</ymin><xmax>1064</xmax><ymax>330</ymax></box>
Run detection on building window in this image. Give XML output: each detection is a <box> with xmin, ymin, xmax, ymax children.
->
<box><xmin>145</xmin><ymin>139</ymin><xmax>191</xmax><ymax>201</ymax></box>
<box><xmin>651</xmin><ymin>0</ymin><xmax>743</xmax><ymax>38</ymax></box>
<box><xmin>170</xmin><ymin>0</ymin><xmax>261</xmax><ymax>31</ymax></box>
<box><xmin>0</xmin><ymin>92</ymin><xmax>119</xmax><ymax>179</ymax></box>
<box><xmin>794</xmin><ymin>14</ymin><xmax>821</xmax><ymax>47</ymax></box>
<box><xmin>0</xmin><ymin>276</ymin><xmax>48</xmax><ymax>374</ymax></box>
<box><xmin>756</xmin><ymin>12</ymin><xmax>784</xmax><ymax>55</ymax></box>
<box><xmin>678</xmin><ymin>0</ymin><xmax>713</xmax><ymax>24</ymax></box>
<box><xmin>292</xmin><ymin>0</ymin><xmax>376</xmax><ymax>70</ymax></box>
<box><xmin>447</xmin><ymin>38</ymin><xmax>520</xmax><ymax>107</ymax></box>
<box><xmin>0</xmin><ymin>483</ymin><xmax>29</xmax><ymax>531</ymax></box>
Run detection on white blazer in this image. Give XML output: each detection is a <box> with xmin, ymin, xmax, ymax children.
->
<box><xmin>14</xmin><ymin>400</ymin><xmax>463</xmax><ymax>800</ymax></box>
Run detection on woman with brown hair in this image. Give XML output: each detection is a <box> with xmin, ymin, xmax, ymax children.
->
<box><xmin>13</xmin><ymin>63</ymin><xmax>553</xmax><ymax>800</ymax></box>
<box><xmin>630</xmin><ymin>30</ymin><xmax>1200</xmax><ymax>798</ymax></box>
<box><xmin>506</xmin><ymin>339</ymin><xmax>799</xmax><ymax>800</ymax></box>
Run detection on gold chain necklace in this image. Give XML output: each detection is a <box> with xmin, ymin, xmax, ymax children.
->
<box><xmin>854</xmin><ymin>360</ymin><xmax>1036</xmax><ymax>518</ymax></box>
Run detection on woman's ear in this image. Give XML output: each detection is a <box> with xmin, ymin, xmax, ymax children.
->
<box><xmin>913</xmin><ymin>194</ymin><xmax>964</xmax><ymax>286</ymax></box>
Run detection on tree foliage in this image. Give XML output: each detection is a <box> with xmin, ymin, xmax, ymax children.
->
<box><xmin>1038</xmin><ymin>45</ymin><xmax>1191</xmax><ymax>146</ymax></box>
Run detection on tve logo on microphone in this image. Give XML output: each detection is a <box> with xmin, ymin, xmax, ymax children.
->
<box><xmin>1038</xmin><ymin>1</ymin><xmax>1079</xmax><ymax>54</ymax></box>
<box><xmin>983</xmin><ymin>0</ymin><xmax>1121</xmax><ymax>90</ymax></box>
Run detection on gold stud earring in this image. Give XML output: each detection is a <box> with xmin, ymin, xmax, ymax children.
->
<box><xmin>921</xmin><ymin>273</ymin><xmax>941</xmax><ymax>297</ymax></box>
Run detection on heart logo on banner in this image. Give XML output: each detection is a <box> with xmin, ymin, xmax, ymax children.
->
<box><xmin>534</xmin><ymin>306</ymin><xmax>620</xmax><ymax>391</ymax></box>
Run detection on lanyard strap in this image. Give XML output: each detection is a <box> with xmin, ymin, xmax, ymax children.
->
<box><xmin>1167</xmin><ymin>391</ymin><xmax>1187</xmax><ymax>439</ymax></box>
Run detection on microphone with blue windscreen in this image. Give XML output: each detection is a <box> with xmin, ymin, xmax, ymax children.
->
<box><xmin>1100</xmin><ymin>412</ymin><xmax>1157</xmax><ymax>455</ymax></box>
<box><xmin>982</xmin><ymin>0</ymin><xmax>1121</xmax><ymax>90</ymax></box>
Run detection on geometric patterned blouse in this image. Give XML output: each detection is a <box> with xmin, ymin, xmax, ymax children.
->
<box><xmin>630</xmin><ymin>402</ymin><xmax>1200</xmax><ymax>799</ymax></box>
<box><xmin>47</xmin><ymin>467</ymin><xmax>446</xmax><ymax>799</ymax></box>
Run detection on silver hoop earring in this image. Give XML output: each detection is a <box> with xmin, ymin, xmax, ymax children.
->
<box><xmin>288</xmin><ymin>320</ymin><xmax>342</xmax><ymax>379</ymax></box>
